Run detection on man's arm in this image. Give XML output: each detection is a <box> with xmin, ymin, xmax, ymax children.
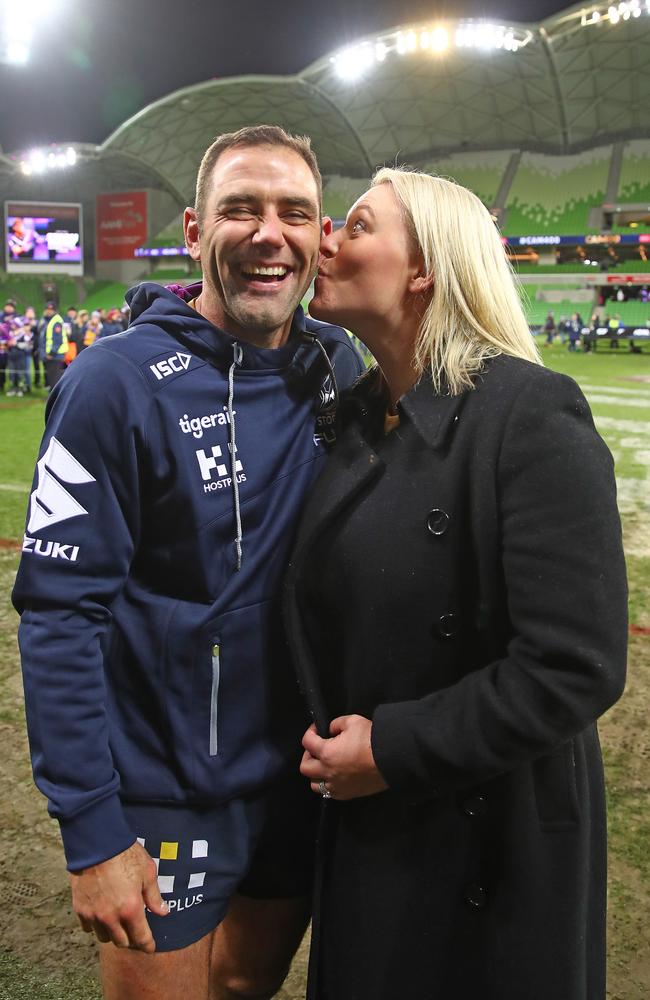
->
<box><xmin>13</xmin><ymin>347</ymin><xmax>167</xmax><ymax>948</ymax></box>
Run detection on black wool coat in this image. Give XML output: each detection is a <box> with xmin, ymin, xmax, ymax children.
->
<box><xmin>283</xmin><ymin>355</ymin><xmax>628</xmax><ymax>1000</ymax></box>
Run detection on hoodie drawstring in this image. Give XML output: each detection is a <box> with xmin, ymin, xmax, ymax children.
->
<box><xmin>228</xmin><ymin>343</ymin><xmax>244</xmax><ymax>570</ymax></box>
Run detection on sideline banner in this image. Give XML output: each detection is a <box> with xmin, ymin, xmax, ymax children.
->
<box><xmin>96</xmin><ymin>191</ymin><xmax>147</xmax><ymax>260</ymax></box>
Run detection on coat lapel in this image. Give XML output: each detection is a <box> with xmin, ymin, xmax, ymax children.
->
<box><xmin>290</xmin><ymin>422</ymin><xmax>385</xmax><ymax>567</ymax></box>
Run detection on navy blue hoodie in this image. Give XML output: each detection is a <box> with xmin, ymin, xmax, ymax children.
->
<box><xmin>13</xmin><ymin>282</ymin><xmax>364</xmax><ymax>871</ymax></box>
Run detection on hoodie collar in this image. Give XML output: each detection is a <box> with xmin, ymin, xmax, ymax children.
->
<box><xmin>126</xmin><ymin>281</ymin><xmax>311</xmax><ymax>372</ymax></box>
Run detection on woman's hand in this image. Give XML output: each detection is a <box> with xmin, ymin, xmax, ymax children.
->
<box><xmin>300</xmin><ymin>715</ymin><xmax>389</xmax><ymax>800</ymax></box>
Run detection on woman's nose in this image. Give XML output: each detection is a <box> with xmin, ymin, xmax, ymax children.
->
<box><xmin>319</xmin><ymin>227</ymin><xmax>339</xmax><ymax>259</ymax></box>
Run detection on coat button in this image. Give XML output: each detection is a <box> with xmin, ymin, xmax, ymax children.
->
<box><xmin>464</xmin><ymin>882</ymin><xmax>488</xmax><ymax>909</ymax></box>
<box><xmin>438</xmin><ymin>612</ymin><xmax>458</xmax><ymax>638</ymax></box>
<box><xmin>426</xmin><ymin>508</ymin><xmax>450</xmax><ymax>536</ymax></box>
<box><xmin>462</xmin><ymin>795</ymin><xmax>488</xmax><ymax>818</ymax></box>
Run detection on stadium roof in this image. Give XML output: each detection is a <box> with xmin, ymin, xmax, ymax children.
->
<box><xmin>99</xmin><ymin>0</ymin><xmax>650</xmax><ymax>199</ymax></box>
<box><xmin>3</xmin><ymin>0</ymin><xmax>650</xmax><ymax>204</ymax></box>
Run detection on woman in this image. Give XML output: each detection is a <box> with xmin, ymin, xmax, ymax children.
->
<box><xmin>283</xmin><ymin>170</ymin><xmax>627</xmax><ymax>999</ymax></box>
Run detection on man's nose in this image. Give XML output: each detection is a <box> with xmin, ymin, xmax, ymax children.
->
<box><xmin>251</xmin><ymin>214</ymin><xmax>285</xmax><ymax>248</ymax></box>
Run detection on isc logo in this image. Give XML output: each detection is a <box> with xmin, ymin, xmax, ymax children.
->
<box><xmin>150</xmin><ymin>352</ymin><xmax>193</xmax><ymax>381</ymax></box>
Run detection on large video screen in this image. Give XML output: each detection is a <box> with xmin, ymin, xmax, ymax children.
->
<box><xmin>4</xmin><ymin>201</ymin><xmax>83</xmax><ymax>275</ymax></box>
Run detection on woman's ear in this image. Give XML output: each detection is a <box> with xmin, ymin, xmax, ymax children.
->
<box><xmin>408</xmin><ymin>271</ymin><xmax>434</xmax><ymax>296</ymax></box>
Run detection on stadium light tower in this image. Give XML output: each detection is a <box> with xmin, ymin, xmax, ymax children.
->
<box><xmin>1</xmin><ymin>0</ymin><xmax>57</xmax><ymax>66</ymax></box>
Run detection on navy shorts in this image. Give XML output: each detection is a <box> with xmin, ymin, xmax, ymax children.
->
<box><xmin>122</xmin><ymin>775</ymin><xmax>317</xmax><ymax>952</ymax></box>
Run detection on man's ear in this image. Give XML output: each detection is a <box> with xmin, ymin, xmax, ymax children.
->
<box><xmin>184</xmin><ymin>207</ymin><xmax>201</xmax><ymax>262</ymax></box>
<box><xmin>321</xmin><ymin>215</ymin><xmax>333</xmax><ymax>237</ymax></box>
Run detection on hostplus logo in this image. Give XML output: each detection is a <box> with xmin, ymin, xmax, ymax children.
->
<box><xmin>196</xmin><ymin>442</ymin><xmax>246</xmax><ymax>493</ymax></box>
<box><xmin>137</xmin><ymin>836</ymin><xmax>207</xmax><ymax>915</ymax></box>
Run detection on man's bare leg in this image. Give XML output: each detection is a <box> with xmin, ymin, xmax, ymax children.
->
<box><xmin>100</xmin><ymin>930</ymin><xmax>212</xmax><ymax>999</ymax></box>
<box><xmin>99</xmin><ymin>894</ymin><xmax>310</xmax><ymax>1000</ymax></box>
<box><xmin>210</xmin><ymin>893</ymin><xmax>311</xmax><ymax>1000</ymax></box>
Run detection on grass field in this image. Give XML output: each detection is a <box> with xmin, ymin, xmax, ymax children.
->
<box><xmin>0</xmin><ymin>340</ymin><xmax>648</xmax><ymax>999</ymax></box>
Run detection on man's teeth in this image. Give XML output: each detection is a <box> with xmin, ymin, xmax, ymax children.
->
<box><xmin>242</xmin><ymin>265</ymin><xmax>288</xmax><ymax>277</ymax></box>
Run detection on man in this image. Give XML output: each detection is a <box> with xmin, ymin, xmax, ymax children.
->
<box><xmin>13</xmin><ymin>126</ymin><xmax>364</xmax><ymax>999</ymax></box>
<box><xmin>42</xmin><ymin>302</ymin><xmax>68</xmax><ymax>388</ymax></box>
<box><xmin>34</xmin><ymin>301</ymin><xmax>56</xmax><ymax>388</ymax></box>
<box><xmin>0</xmin><ymin>299</ymin><xmax>17</xmax><ymax>392</ymax></box>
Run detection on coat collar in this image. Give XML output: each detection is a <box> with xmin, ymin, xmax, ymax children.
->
<box><xmin>398</xmin><ymin>378</ymin><xmax>468</xmax><ymax>451</ymax></box>
<box><xmin>347</xmin><ymin>365</ymin><xmax>471</xmax><ymax>451</ymax></box>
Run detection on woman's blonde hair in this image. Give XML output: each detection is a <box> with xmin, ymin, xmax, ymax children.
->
<box><xmin>372</xmin><ymin>167</ymin><xmax>541</xmax><ymax>394</ymax></box>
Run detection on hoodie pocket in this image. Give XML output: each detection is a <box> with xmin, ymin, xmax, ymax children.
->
<box><xmin>209</xmin><ymin>642</ymin><xmax>220</xmax><ymax>756</ymax></box>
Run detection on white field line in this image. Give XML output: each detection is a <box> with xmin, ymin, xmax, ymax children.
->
<box><xmin>593</xmin><ymin>416</ymin><xmax>650</xmax><ymax>435</ymax></box>
<box><xmin>580</xmin><ymin>383</ymin><xmax>650</xmax><ymax>397</ymax></box>
<box><xmin>616</xmin><ymin>477</ymin><xmax>650</xmax><ymax>515</ymax></box>
<box><xmin>0</xmin><ymin>484</ymin><xmax>30</xmax><ymax>493</ymax></box>
<box><xmin>586</xmin><ymin>393</ymin><xmax>650</xmax><ymax>408</ymax></box>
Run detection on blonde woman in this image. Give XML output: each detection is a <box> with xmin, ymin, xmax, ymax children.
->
<box><xmin>284</xmin><ymin>170</ymin><xmax>627</xmax><ymax>999</ymax></box>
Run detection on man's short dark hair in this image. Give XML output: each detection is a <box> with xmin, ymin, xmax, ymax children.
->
<box><xmin>194</xmin><ymin>125</ymin><xmax>322</xmax><ymax>226</ymax></box>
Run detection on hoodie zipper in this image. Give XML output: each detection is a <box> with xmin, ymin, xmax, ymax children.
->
<box><xmin>210</xmin><ymin>642</ymin><xmax>220</xmax><ymax>756</ymax></box>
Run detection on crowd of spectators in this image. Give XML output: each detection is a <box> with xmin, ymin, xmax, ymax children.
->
<box><xmin>0</xmin><ymin>299</ymin><xmax>130</xmax><ymax>396</ymax></box>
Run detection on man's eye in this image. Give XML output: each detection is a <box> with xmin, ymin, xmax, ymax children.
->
<box><xmin>350</xmin><ymin>219</ymin><xmax>365</xmax><ymax>234</ymax></box>
<box><xmin>228</xmin><ymin>207</ymin><xmax>254</xmax><ymax>218</ymax></box>
<box><xmin>283</xmin><ymin>211</ymin><xmax>309</xmax><ymax>222</ymax></box>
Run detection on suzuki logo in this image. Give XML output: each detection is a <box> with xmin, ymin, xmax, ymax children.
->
<box><xmin>28</xmin><ymin>437</ymin><xmax>96</xmax><ymax>534</ymax></box>
<box><xmin>150</xmin><ymin>352</ymin><xmax>193</xmax><ymax>381</ymax></box>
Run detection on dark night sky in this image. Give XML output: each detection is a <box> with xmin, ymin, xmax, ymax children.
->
<box><xmin>1</xmin><ymin>0</ymin><xmax>570</xmax><ymax>154</ymax></box>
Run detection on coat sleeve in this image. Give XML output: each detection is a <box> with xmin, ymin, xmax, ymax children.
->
<box><xmin>371</xmin><ymin>372</ymin><xmax>628</xmax><ymax>794</ymax></box>
<box><xmin>12</xmin><ymin>347</ymin><xmax>150</xmax><ymax>870</ymax></box>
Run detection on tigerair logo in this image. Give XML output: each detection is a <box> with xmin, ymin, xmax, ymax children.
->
<box><xmin>23</xmin><ymin>437</ymin><xmax>95</xmax><ymax>562</ymax></box>
<box><xmin>149</xmin><ymin>351</ymin><xmax>193</xmax><ymax>381</ymax></box>
<box><xmin>137</xmin><ymin>836</ymin><xmax>207</xmax><ymax>915</ymax></box>
<box><xmin>196</xmin><ymin>443</ymin><xmax>246</xmax><ymax>493</ymax></box>
<box><xmin>179</xmin><ymin>407</ymin><xmax>235</xmax><ymax>440</ymax></box>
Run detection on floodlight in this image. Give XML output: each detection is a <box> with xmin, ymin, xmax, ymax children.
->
<box><xmin>430</xmin><ymin>27</ymin><xmax>449</xmax><ymax>52</ymax></box>
<box><xmin>6</xmin><ymin>41</ymin><xmax>28</xmax><ymax>63</ymax></box>
<box><xmin>406</xmin><ymin>31</ymin><xmax>417</xmax><ymax>51</ymax></box>
<box><xmin>19</xmin><ymin>144</ymin><xmax>78</xmax><ymax>176</ymax></box>
<box><xmin>2</xmin><ymin>0</ymin><xmax>54</xmax><ymax>64</ymax></box>
<box><xmin>375</xmin><ymin>41</ymin><xmax>387</xmax><ymax>61</ymax></box>
<box><xmin>31</xmin><ymin>150</ymin><xmax>46</xmax><ymax>173</ymax></box>
<box><xmin>608</xmin><ymin>5</ymin><xmax>620</xmax><ymax>21</ymax></box>
<box><xmin>332</xmin><ymin>43</ymin><xmax>373</xmax><ymax>81</ymax></box>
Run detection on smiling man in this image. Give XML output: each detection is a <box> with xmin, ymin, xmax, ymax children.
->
<box><xmin>13</xmin><ymin>126</ymin><xmax>364</xmax><ymax>1000</ymax></box>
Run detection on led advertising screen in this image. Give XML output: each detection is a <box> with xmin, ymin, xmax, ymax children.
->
<box><xmin>5</xmin><ymin>201</ymin><xmax>83</xmax><ymax>275</ymax></box>
<box><xmin>96</xmin><ymin>191</ymin><xmax>147</xmax><ymax>260</ymax></box>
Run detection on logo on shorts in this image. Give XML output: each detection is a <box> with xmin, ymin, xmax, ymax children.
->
<box><xmin>138</xmin><ymin>837</ymin><xmax>207</xmax><ymax>914</ymax></box>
